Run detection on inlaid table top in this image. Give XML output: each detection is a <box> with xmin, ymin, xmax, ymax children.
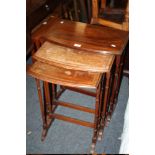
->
<box><xmin>33</xmin><ymin>42</ymin><xmax>115</xmax><ymax>73</ymax></box>
<box><xmin>32</xmin><ymin>17</ymin><xmax>129</xmax><ymax>55</ymax></box>
<box><xmin>27</xmin><ymin>61</ymin><xmax>102</xmax><ymax>89</ymax></box>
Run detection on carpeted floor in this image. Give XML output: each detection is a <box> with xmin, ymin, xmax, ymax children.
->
<box><xmin>26</xmin><ymin>58</ymin><xmax>129</xmax><ymax>154</ymax></box>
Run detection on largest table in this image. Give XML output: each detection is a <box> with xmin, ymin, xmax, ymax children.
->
<box><xmin>32</xmin><ymin>16</ymin><xmax>129</xmax><ymax>120</ymax></box>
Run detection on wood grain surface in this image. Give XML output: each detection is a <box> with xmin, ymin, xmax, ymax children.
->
<box><xmin>27</xmin><ymin>61</ymin><xmax>102</xmax><ymax>88</ymax></box>
<box><xmin>33</xmin><ymin>42</ymin><xmax>115</xmax><ymax>73</ymax></box>
<box><xmin>32</xmin><ymin>17</ymin><xmax>128</xmax><ymax>55</ymax></box>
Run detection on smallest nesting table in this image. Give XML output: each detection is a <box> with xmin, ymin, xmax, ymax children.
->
<box><xmin>27</xmin><ymin>41</ymin><xmax>114</xmax><ymax>153</ymax></box>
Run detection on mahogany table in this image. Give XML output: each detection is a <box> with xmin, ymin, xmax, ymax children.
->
<box><xmin>31</xmin><ymin>16</ymin><xmax>129</xmax><ymax>122</ymax></box>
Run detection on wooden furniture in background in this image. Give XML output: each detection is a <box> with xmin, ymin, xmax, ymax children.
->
<box><xmin>27</xmin><ymin>41</ymin><xmax>115</xmax><ymax>153</ymax></box>
<box><xmin>91</xmin><ymin>0</ymin><xmax>129</xmax><ymax>31</ymax></box>
<box><xmin>60</xmin><ymin>0</ymin><xmax>89</xmax><ymax>23</ymax></box>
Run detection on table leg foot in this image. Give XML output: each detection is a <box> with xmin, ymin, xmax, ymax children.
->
<box><xmin>41</xmin><ymin>128</ymin><xmax>48</xmax><ymax>141</ymax></box>
<box><xmin>97</xmin><ymin>130</ymin><xmax>103</xmax><ymax>141</ymax></box>
<box><xmin>105</xmin><ymin>115</ymin><xmax>111</xmax><ymax>126</ymax></box>
<box><xmin>41</xmin><ymin>115</ymin><xmax>55</xmax><ymax>141</ymax></box>
<box><xmin>90</xmin><ymin>143</ymin><xmax>96</xmax><ymax>154</ymax></box>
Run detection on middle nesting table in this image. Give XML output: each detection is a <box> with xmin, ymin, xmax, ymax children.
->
<box><xmin>29</xmin><ymin>41</ymin><xmax>115</xmax><ymax>153</ymax></box>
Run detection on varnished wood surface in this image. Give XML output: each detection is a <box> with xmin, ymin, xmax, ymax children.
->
<box><xmin>49</xmin><ymin>113</ymin><xmax>94</xmax><ymax>128</ymax></box>
<box><xmin>27</xmin><ymin>61</ymin><xmax>102</xmax><ymax>88</ymax></box>
<box><xmin>33</xmin><ymin>42</ymin><xmax>115</xmax><ymax>73</ymax></box>
<box><xmin>32</xmin><ymin>17</ymin><xmax>128</xmax><ymax>55</ymax></box>
<box><xmin>31</xmin><ymin>15</ymin><xmax>58</xmax><ymax>38</ymax></box>
<box><xmin>53</xmin><ymin>100</ymin><xmax>95</xmax><ymax>114</ymax></box>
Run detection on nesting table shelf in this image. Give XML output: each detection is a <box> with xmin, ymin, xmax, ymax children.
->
<box><xmin>27</xmin><ymin>61</ymin><xmax>102</xmax><ymax>89</ymax></box>
<box><xmin>33</xmin><ymin>41</ymin><xmax>114</xmax><ymax>73</ymax></box>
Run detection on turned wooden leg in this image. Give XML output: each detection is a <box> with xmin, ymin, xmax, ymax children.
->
<box><xmin>105</xmin><ymin>72</ymin><xmax>114</xmax><ymax>125</ymax></box>
<box><xmin>109</xmin><ymin>63</ymin><xmax>123</xmax><ymax>117</ymax></box>
<box><xmin>98</xmin><ymin>72</ymin><xmax>111</xmax><ymax>140</ymax></box>
<box><xmin>108</xmin><ymin>56</ymin><xmax>121</xmax><ymax>117</ymax></box>
<box><xmin>109</xmin><ymin>53</ymin><xmax>125</xmax><ymax>118</ymax></box>
<box><xmin>35</xmin><ymin>79</ymin><xmax>57</xmax><ymax>141</ymax></box>
<box><xmin>44</xmin><ymin>82</ymin><xmax>52</xmax><ymax>113</ymax></box>
<box><xmin>115</xmin><ymin>52</ymin><xmax>125</xmax><ymax>99</ymax></box>
<box><xmin>90</xmin><ymin>82</ymin><xmax>101</xmax><ymax>153</ymax></box>
<box><xmin>97</xmin><ymin>75</ymin><xmax>105</xmax><ymax>141</ymax></box>
<box><xmin>110</xmin><ymin>56</ymin><xmax>121</xmax><ymax>104</ymax></box>
<box><xmin>114</xmin><ymin>57</ymin><xmax>125</xmax><ymax>103</ymax></box>
<box><xmin>35</xmin><ymin>79</ymin><xmax>47</xmax><ymax>141</ymax></box>
<box><xmin>42</xmin><ymin>82</ymin><xmax>59</xmax><ymax>141</ymax></box>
